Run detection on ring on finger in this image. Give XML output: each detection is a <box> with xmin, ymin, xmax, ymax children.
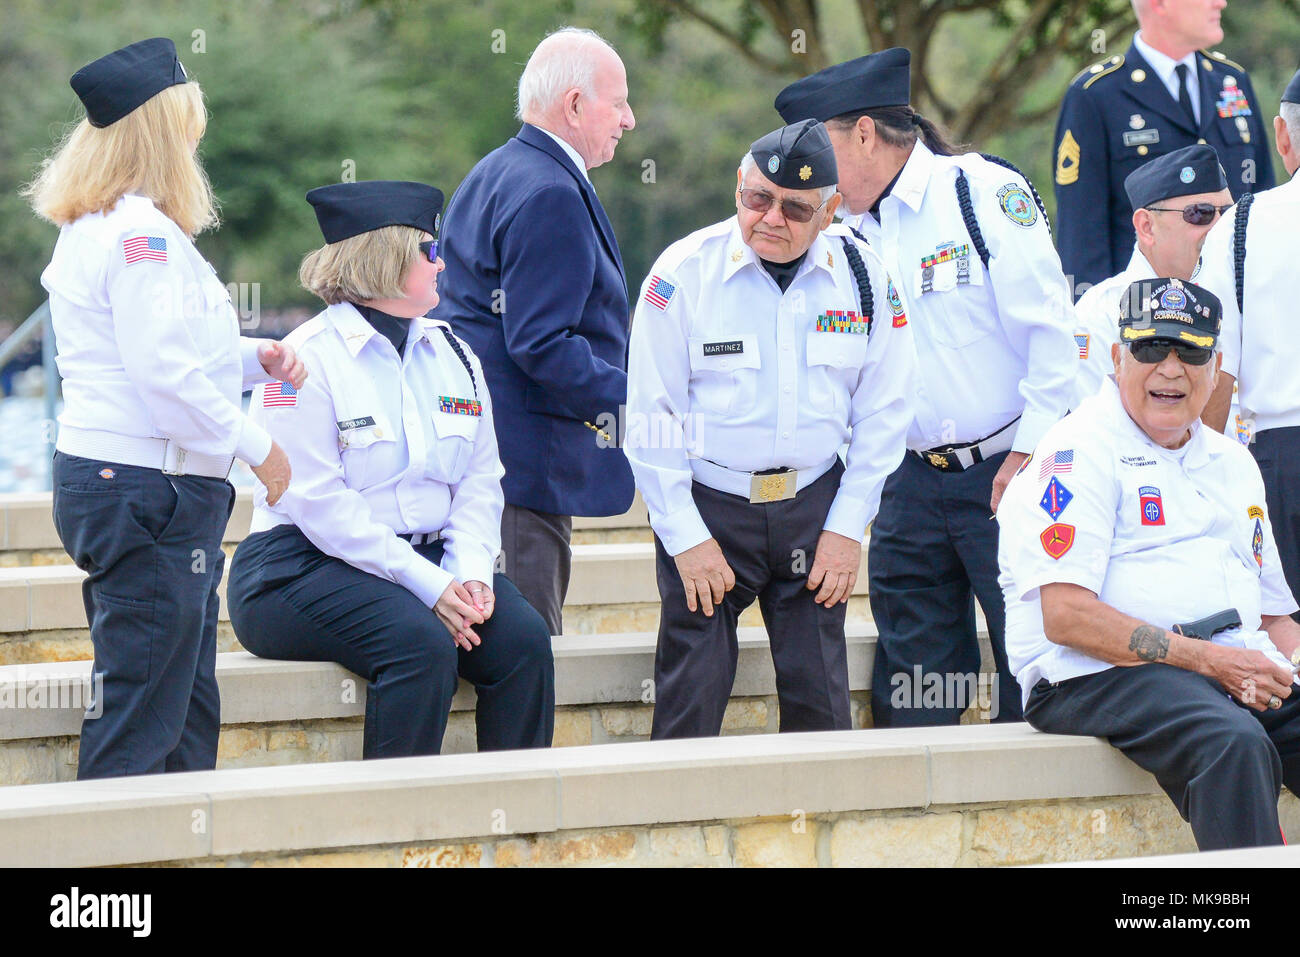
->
<box><xmin>1269</xmin><ymin>694</ymin><xmax>1283</xmax><ymax>710</ymax></box>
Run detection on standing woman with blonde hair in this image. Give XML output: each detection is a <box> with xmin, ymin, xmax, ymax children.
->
<box><xmin>24</xmin><ymin>38</ymin><xmax>305</xmax><ymax>779</ymax></box>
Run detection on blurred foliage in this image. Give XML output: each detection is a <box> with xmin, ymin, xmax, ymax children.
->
<box><xmin>2</xmin><ymin>0</ymin><xmax>1298</xmax><ymax>328</ymax></box>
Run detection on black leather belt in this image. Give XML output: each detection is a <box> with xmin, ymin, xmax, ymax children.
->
<box><xmin>397</xmin><ymin>532</ymin><xmax>441</xmax><ymax>546</ymax></box>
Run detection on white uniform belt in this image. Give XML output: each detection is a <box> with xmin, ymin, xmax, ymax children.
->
<box><xmin>689</xmin><ymin>454</ymin><xmax>838</xmax><ymax>499</ymax></box>
<box><xmin>1253</xmin><ymin>411</ymin><xmax>1300</xmax><ymax>434</ymax></box>
<box><xmin>57</xmin><ymin>427</ymin><xmax>234</xmax><ymax>479</ymax></box>
<box><xmin>912</xmin><ymin>417</ymin><xmax>1019</xmax><ymax>473</ymax></box>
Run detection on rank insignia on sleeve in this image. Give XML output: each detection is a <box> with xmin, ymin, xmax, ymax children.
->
<box><xmin>1248</xmin><ymin>506</ymin><xmax>1264</xmax><ymax>519</ymax></box>
<box><xmin>1074</xmin><ymin>333</ymin><xmax>1089</xmax><ymax>359</ymax></box>
<box><xmin>644</xmin><ymin>275</ymin><xmax>676</xmax><ymax>310</ymax></box>
<box><xmin>1040</xmin><ymin>523</ymin><xmax>1076</xmax><ymax>560</ymax></box>
<box><xmin>1056</xmin><ymin>130</ymin><xmax>1080</xmax><ymax>186</ymax></box>
<box><xmin>438</xmin><ymin>396</ymin><xmax>482</xmax><ymax>416</ymax></box>
<box><xmin>997</xmin><ymin>184</ymin><xmax>1037</xmax><ymax>227</ymax></box>
<box><xmin>887</xmin><ymin>280</ymin><xmax>907</xmax><ymax>327</ymax></box>
<box><xmin>1039</xmin><ymin>477</ymin><xmax>1073</xmax><ymax>521</ymax></box>
<box><xmin>1139</xmin><ymin>485</ymin><xmax>1165</xmax><ymax>526</ymax></box>
<box><xmin>1253</xmin><ymin>519</ymin><xmax>1264</xmax><ymax>567</ymax></box>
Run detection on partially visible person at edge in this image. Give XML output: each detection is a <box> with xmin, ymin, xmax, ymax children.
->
<box><xmin>24</xmin><ymin>37</ymin><xmax>302</xmax><ymax>780</ymax></box>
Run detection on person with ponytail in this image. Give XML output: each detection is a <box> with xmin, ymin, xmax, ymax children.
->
<box><xmin>777</xmin><ymin>47</ymin><xmax>1077</xmax><ymax>728</ymax></box>
<box><xmin>225</xmin><ymin>181</ymin><xmax>554</xmax><ymax>759</ymax></box>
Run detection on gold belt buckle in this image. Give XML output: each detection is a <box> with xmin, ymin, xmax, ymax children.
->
<box><xmin>749</xmin><ymin>469</ymin><xmax>796</xmax><ymax>504</ymax></box>
<box><xmin>926</xmin><ymin>451</ymin><xmax>950</xmax><ymax>470</ymax></box>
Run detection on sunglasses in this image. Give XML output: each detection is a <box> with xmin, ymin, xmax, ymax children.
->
<box><xmin>1144</xmin><ymin>202</ymin><xmax>1234</xmax><ymax>226</ymax></box>
<box><xmin>1128</xmin><ymin>338</ymin><xmax>1214</xmax><ymax>366</ymax></box>
<box><xmin>737</xmin><ymin>188</ymin><xmax>828</xmax><ymax>225</ymax></box>
<box><xmin>418</xmin><ymin>239</ymin><xmax>439</xmax><ymax>263</ymax></box>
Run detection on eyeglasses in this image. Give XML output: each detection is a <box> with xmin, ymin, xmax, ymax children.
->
<box><xmin>737</xmin><ymin>189</ymin><xmax>828</xmax><ymax>225</ymax></box>
<box><xmin>1128</xmin><ymin>338</ymin><xmax>1214</xmax><ymax>366</ymax></box>
<box><xmin>1144</xmin><ymin>202</ymin><xmax>1234</xmax><ymax>226</ymax></box>
<box><xmin>418</xmin><ymin>239</ymin><xmax>439</xmax><ymax>263</ymax></box>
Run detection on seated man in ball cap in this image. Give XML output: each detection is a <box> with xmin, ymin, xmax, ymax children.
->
<box><xmin>625</xmin><ymin>119</ymin><xmax>915</xmax><ymax>739</ymax></box>
<box><xmin>1072</xmin><ymin>144</ymin><xmax>1232</xmax><ymax>409</ymax></box>
<box><xmin>997</xmin><ymin>277</ymin><xmax>1300</xmax><ymax>850</ymax></box>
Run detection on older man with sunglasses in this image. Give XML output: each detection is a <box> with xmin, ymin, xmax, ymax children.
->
<box><xmin>997</xmin><ymin>277</ymin><xmax>1300</xmax><ymax>851</ymax></box>
<box><xmin>625</xmin><ymin>120</ymin><xmax>915</xmax><ymax>739</ymax></box>
<box><xmin>1072</xmin><ymin>144</ymin><xmax>1232</xmax><ymax>408</ymax></box>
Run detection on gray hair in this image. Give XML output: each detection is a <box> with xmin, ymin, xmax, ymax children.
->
<box><xmin>1282</xmin><ymin>102</ymin><xmax>1300</xmax><ymax>151</ymax></box>
<box><xmin>739</xmin><ymin>152</ymin><xmax>836</xmax><ymax>204</ymax></box>
<box><xmin>516</xmin><ymin>27</ymin><xmax>615</xmax><ymax>121</ymax></box>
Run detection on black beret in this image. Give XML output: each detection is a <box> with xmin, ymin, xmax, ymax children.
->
<box><xmin>749</xmin><ymin>119</ymin><xmax>838</xmax><ymax>190</ymax></box>
<box><xmin>1124</xmin><ymin>145</ymin><xmax>1228</xmax><ymax>211</ymax></box>
<box><xmin>70</xmin><ymin>38</ymin><xmax>188</xmax><ymax>129</ymax></box>
<box><xmin>1119</xmin><ymin>278</ymin><xmax>1221</xmax><ymax>351</ymax></box>
<box><xmin>775</xmin><ymin>48</ymin><xmax>911</xmax><ymax>124</ymax></box>
<box><xmin>1284</xmin><ymin>67</ymin><xmax>1300</xmax><ymax>105</ymax></box>
<box><xmin>306</xmin><ymin>181</ymin><xmax>444</xmax><ymax>244</ymax></box>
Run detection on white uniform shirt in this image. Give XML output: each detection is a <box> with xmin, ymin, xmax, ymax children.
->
<box><xmin>41</xmin><ymin>194</ymin><xmax>273</xmax><ymax>464</ymax></box>
<box><xmin>844</xmin><ymin>142</ymin><xmax>1077</xmax><ymax>453</ymax></box>
<box><xmin>1195</xmin><ymin>175</ymin><xmax>1300</xmax><ymax>434</ymax></box>
<box><xmin>996</xmin><ymin>377</ymin><xmax>1298</xmax><ymax>709</ymax></box>
<box><xmin>625</xmin><ymin>218</ymin><xmax>915</xmax><ymax>555</ymax></box>
<box><xmin>248</xmin><ymin>303</ymin><xmax>504</xmax><ymax>608</ymax></box>
<box><xmin>1071</xmin><ymin>246</ymin><xmax>1155</xmax><ymax>408</ymax></box>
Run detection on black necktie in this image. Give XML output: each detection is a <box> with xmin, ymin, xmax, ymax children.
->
<box><xmin>1175</xmin><ymin>63</ymin><xmax>1198</xmax><ymax>128</ymax></box>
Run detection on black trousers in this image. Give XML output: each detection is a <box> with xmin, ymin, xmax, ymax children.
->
<box><xmin>1251</xmin><ymin>428</ymin><xmax>1300</xmax><ymax>622</ymax></box>
<box><xmin>227</xmin><ymin>525</ymin><xmax>554</xmax><ymax>757</ymax></box>
<box><xmin>1025</xmin><ymin>664</ymin><xmax>1300</xmax><ymax>850</ymax></box>
<box><xmin>500</xmin><ymin>504</ymin><xmax>571</xmax><ymax>636</ymax></box>
<box><xmin>868</xmin><ymin>450</ymin><xmax>1023</xmax><ymax>726</ymax></box>
<box><xmin>52</xmin><ymin>451</ymin><xmax>234</xmax><ymax>780</ymax></box>
<box><xmin>651</xmin><ymin>461</ymin><xmax>851</xmax><ymax>739</ymax></box>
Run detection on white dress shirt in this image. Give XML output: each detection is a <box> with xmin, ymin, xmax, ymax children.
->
<box><xmin>1071</xmin><ymin>246</ymin><xmax>1156</xmax><ymax>408</ymax></box>
<box><xmin>248</xmin><ymin>303</ymin><xmax>504</xmax><ymax>608</ymax></box>
<box><xmin>625</xmin><ymin>218</ymin><xmax>916</xmax><ymax>555</ymax></box>
<box><xmin>1134</xmin><ymin>31</ymin><xmax>1202</xmax><ymax>124</ymax></box>
<box><xmin>536</xmin><ymin>127</ymin><xmax>590</xmax><ymax>182</ymax></box>
<box><xmin>1195</xmin><ymin>175</ymin><xmax>1300</xmax><ymax>434</ymax></box>
<box><xmin>843</xmin><ymin>142</ymin><xmax>1077</xmax><ymax>453</ymax></box>
<box><xmin>997</xmin><ymin>377</ymin><xmax>1297</xmax><ymax>709</ymax></box>
<box><xmin>41</xmin><ymin>194</ymin><xmax>273</xmax><ymax>465</ymax></box>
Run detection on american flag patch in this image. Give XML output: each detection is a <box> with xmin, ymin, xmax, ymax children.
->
<box><xmin>262</xmin><ymin>381</ymin><xmax>298</xmax><ymax>408</ymax></box>
<box><xmin>1038</xmin><ymin>449</ymin><xmax>1074</xmax><ymax>480</ymax></box>
<box><xmin>1074</xmin><ymin>333</ymin><xmax>1089</xmax><ymax>359</ymax></box>
<box><xmin>123</xmin><ymin>235</ymin><xmax>167</xmax><ymax>265</ymax></box>
<box><xmin>644</xmin><ymin>275</ymin><xmax>676</xmax><ymax>310</ymax></box>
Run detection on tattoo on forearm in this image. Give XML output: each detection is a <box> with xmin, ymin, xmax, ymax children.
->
<box><xmin>1129</xmin><ymin>625</ymin><xmax>1169</xmax><ymax>662</ymax></box>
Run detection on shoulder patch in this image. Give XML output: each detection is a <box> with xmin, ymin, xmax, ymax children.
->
<box><xmin>644</xmin><ymin>275</ymin><xmax>677</xmax><ymax>310</ymax></box>
<box><xmin>1056</xmin><ymin>129</ymin><xmax>1081</xmax><ymax>186</ymax></box>
<box><xmin>997</xmin><ymin>183</ymin><xmax>1038</xmax><ymax>227</ymax></box>
<box><xmin>1080</xmin><ymin>53</ymin><xmax>1124</xmax><ymax>90</ymax></box>
<box><xmin>886</xmin><ymin>278</ymin><xmax>906</xmax><ymax>327</ymax></box>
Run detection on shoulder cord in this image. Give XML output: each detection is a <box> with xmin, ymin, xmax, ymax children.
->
<box><xmin>1233</xmin><ymin>192</ymin><xmax>1254</xmax><ymax>314</ymax></box>
<box><xmin>955</xmin><ymin>154</ymin><xmax>1052</xmax><ymax>271</ymax></box>
<box><xmin>438</xmin><ymin>327</ymin><xmax>478</xmax><ymax>398</ymax></box>
<box><xmin>838</xmin><ymin>237</ymin><xmax>875</xmax><ymax>333</ymax></box>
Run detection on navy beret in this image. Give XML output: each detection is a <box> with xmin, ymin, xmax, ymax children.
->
<box><xmin>775</xmin><ymin>48</ymin><xmax>911</xmax><ymax>124</ymax></box>
<box><xmin>70</xmin><ymin>38</ymin><xmax>188</xmax><ymax>128</ymax></box>
<box><xmin>1124</xmin><ymin>144</ymin><xmax>1228</xmax><ymax>211</ymax></box>
<box><xmin>306</xmin><ymin>181</ymin><xmax>444</xmax><ymax>244</ymax></box>
<box><xmin>1119</xmin><ymin>278</ymin><xmax>1221</xmax><ymax>351</ymax></box>
<box><xmin>1283</xmin><ymin>67</ymin><xmax>1300</xmax><ymax>105</ymax></box>
<box><xmin>749</xmin><ymin>119</ymin><xmax>838</xmax><ymax>189</ymax></box>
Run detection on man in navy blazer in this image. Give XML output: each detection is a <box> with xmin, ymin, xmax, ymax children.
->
<box><xmin>435</xmin><ymin>28</ymin><xmax>636</xmax><ymax>635</ymax></box>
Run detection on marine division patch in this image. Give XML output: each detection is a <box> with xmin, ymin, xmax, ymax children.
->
<box><xmin>1039</xmin><ymin>523</ymin><xmax>1075</xmax><ymax>560</ymax></box>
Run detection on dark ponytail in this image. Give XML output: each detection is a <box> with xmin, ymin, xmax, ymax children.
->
<box><xmin>828</xmin><ymin>105</ymin><xmax>966</xmax><ymax>157</ymax></box>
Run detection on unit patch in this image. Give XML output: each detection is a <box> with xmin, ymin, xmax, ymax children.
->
<box><xmin>1039</xmin><ymin>476</ymin><xmax>1073</xmax><ymax>521</ymax></box>
<box><xmin>1038</xmin><ymin>449</ymin><xmax>1074</xmax><ymax>479</ymax></box>
<box><xmin>1040</xmin><ymin>523</ymin><xmax>1076</xmax><ymax>560</ymax></box>
<box><xmin>997</xmin><ymin>185</ymin><xmax>1037</xmax><ymax>227</ymax></box>
<box><xmin>1248</xmin><ymin>505</ymin><xmax>1264</xmax><ymax>519</ymax></box>
<box><xmin>887</xmin><ymin>279</ymin><xmax>907</xmax><ymax>327</ymax></box>
<box><xmin>1253</xmin><ymin>519</ymin><xmax>1264</xmax><ymax>567</ymax></box>
<box><xmin>1139</xmin><ymin>485</ymin><xmax>1165</xmax><ymax>526</ymax></box>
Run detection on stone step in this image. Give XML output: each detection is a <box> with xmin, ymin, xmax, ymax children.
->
<box><xmin>0</xmin><ymin>543</ymin><xmax>874</xmax><ymax>663</ymax></box>
<box><xmin>8</xmin><ymin>722</ymin><xmax>1295</xmax><ymax>867</ymax></box>
<box><xmin>4</xmin><ymin>624</ymin><xmax>998</xmax><ymax>787</ymax></box>
<box><xmin>0</xmin><ymin>491</ymin><xmax>653</xmax><ymax>565</ymax></box>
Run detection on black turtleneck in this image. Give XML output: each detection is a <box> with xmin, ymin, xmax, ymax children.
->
<box><xmin>760</xmin><ymin>251</ymin><xmax>807</xmax><ymax>293</ymax></box>
<box><xmin>866</xmin><ymin>165</ymin><xmax>905</xmax><ymax>224</ymax></box>
<box><xmin>353</xmin><ymin>304</ymin><xmax>412</xmax><ymax>359</ymax></box>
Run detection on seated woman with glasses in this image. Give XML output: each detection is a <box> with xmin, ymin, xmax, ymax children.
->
<box><xmin>226</xmin><ymin>180</ymin><xmax>554</xmax><ymax>758</ymax></box>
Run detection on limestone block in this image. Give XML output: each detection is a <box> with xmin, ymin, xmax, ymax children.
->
<box><xmin>552</xmin><ymin>709</ymin><xmax>592</xmax><ymax>748</ymax></box>
<box><xmin>250</xmin><ymin>849</ymin><xmax>396</xmax><ymax>868</ymax></box>
<box><xmin>441</xmin><ymin>712</ymin><xmax>478</xmax><ymax>754</ymax></box>
<box><xmin>216</xmin><ymin>728</ymin><xmax>265</xmax><ymax>761</ymax></box>
<box><xmin>0</xmin><ymin>632</ymin><xmax>92</xmax><ymax>665</ymax></box>
<box><xmin>703</xmin><ymin>825</ymin><xmax>728</xmax><ymax>858</ymax></box>
<box><xmin>267</xmin><ymin>730</ymin><xmax>308</xmax><ymax>752</ymax></box>
<box><xmin>733</xmin><ymin>819</ymin><xmax>817</xmax><ymax>867</ymax></box>
<box><xmin>0</xmin><ymin>582</ymin><xmax>26</xmax><ymax>633</ymax></box>
<box><xmin>646</xmin><ymin>825</ymin><xmax>707</xmax><ymax>864</ymax></box>
<box><xmin>0</xmin><ymin>740</ymin><xmax>60</xmax><ymax>787</ymax></box>
<box><xmin>829</xmin><ymin>813</ymin><xmax>963</xmax><ymax>867</ymax></box>
<box><xmin>401</xmin><ymin>844</ymin><xmax>483</xmax><ymax>868</ymax></box>
<box><xmin>495</xmin><ymin>830</ymin><xmax>638</xmax><ymax>867</ymax></box>
<box><xmin>720</xmin><ymin>699</ymin><xmax>768</xmax><ymax>732</ymax></box>
<box><xmin>600</xmin><ymin>705</ymin><xmax>653</xmax><ymax>738</ymax></box>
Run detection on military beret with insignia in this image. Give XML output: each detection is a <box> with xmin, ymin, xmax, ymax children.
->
<box><xmin>1124</xmin><ymin>144</ymin><xmax>1228</xmax><ymax>211</ymax></box>
<box><xmin>748</xmin><ymin>119</ymin><xmax>838</xmax><ymax>190</ymax></box>
<box><xmin>306</xmin><ymin>181</ymin><xmax>444</xmax><ymax>243</ymax></box>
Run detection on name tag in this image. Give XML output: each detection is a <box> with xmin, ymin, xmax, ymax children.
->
<box><xmin>1122</xmin><ymin>129</ymin><xmax>1160</xmax><ymax>147</ymax></box>
<box><xmin>337</xmin><ymin>416</ymin><xmax>376</xmax><ymax>431</ymax></box>
<box><xmin>702</xmin><ymin>340</ymin><xmax>744</xmax><ymax>356</ymax></box>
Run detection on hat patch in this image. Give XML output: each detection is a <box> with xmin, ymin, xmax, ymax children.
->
<box><xmin>799</xmin><ymin>165</ymin><xmax>812</xmax><ymax>181</ymax></box>
<box><xmin>1179</xmin><ymin>166</ymin><xmax>1195</xmax><ymax>184</ymax></box>
<box><xmin>1139</xmin><ymin>486</ymin><xmax>1165</xmax><ymax>526</ymax></box>
<box><xmin>1160</xmin><ymin>287</ymin><xmax>1187</xmax><ymax>311</ymax></box>
<box><xmin>768</xmin><ymin>156</ymin><xmax>780</xmax><ymax>174</ymax></box>
<box><xmin>997</xmin><ymin>184</ymin><xmax>1037</xmax><ymax>227</ymax></box>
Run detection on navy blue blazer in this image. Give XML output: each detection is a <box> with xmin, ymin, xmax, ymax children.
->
<box><xmin>434</xmin><ymin>124</ymin><xmax>635</xmax><ymax>517</ymax></box>
<box><xmin>1053</xmin><ymin>41</ymin><xmax>1274</xmax><ymax>294</ymax></box>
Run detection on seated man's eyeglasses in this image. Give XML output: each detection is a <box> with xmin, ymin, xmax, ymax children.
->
<box><xmin>1144</xmin><ymin>202</ymin><xmax>1234</xmax><ymax>226</ymax></box>
<box><xmin>737</xmin><ymin>188</ymin><xmax>829</xmax><ymax>224</ymax></box>
<box><xmin>1128</xmin><ymin>337</ymin><xmax>1214</xmax><ymax>366</ymax></box>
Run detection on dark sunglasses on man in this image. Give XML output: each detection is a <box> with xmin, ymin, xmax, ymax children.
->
<box><xmin>1144</xmin><ymin>202</ymin><xmax>1234</xmax><ymax>226</ymax></box>
<box><xmin>418</xmin><ymin>239</ymin><xmax>439</xmax><ymax>263</ymax></box>
<box><xmin>1128</xmin><ymin>337</ymin><xmax>1214</xmax><ymax>366</ymax></box>
<box><xmin>737</xmin><ymin>188</ymin><xmax>829</xmax><ymax>225</ymax></box>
